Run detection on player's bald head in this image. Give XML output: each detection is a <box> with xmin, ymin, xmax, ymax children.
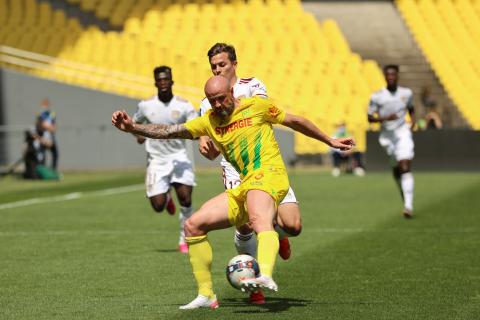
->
<box><xmin>204</xmin><ymin>75</ymin><xmax>230</xmax><ymax>97</ymax></box>
<box><xmin>204</xmin><ymin>75</ymin><xmax>235</xmax><ymax>118</ymax></box>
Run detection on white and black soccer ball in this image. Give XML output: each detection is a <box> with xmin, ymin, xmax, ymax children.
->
<box><xmin>225</xmin><ymin>254</ymin><xmax>260</xmax><ymax>290</ymax></box>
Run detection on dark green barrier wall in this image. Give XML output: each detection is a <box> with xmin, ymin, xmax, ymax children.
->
<box><xmin>366</xmin><ymin>131</ymin><xmax>480</xmax><ymax>171</ymax></box>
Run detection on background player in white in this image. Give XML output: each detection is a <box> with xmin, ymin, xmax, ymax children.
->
<box><xmin>368</xmin><ymin>64</ymin><xmax>415</xmax><ymax>218</ymax></box>
<box><xmin>198</xmin><ymin>43</ymin><xmax>302</xmax><ymax>304</ymax></box>
<box><xmin>133</xmin><ymin>66</ymin><xmax>197</xmax><ymax>252</ymax></box>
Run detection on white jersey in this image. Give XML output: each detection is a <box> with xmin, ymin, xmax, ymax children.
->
<box><xmin>368</xmin><ymin>87</ymin><xmax>414</xmax><ymax>131</ymax></box>
<box><xmin>133</xmin><ymin>95</ymin><xmax>197</xmax><ymax>160</ymax></box>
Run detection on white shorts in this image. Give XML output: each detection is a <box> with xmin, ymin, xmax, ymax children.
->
<box><xmin>378</xmin><ymin>124</ymin><xmax>414</xmax><ymax>162</ymax></box>
<box><xmin>222</xmin><ymin>163</ymin><xmax>298</xmax><ymax>204</ymax></box>
<box><xmin>145</xmin><ymin>157</ymin><xmax>195</xmax><ymax>197</ymax></box>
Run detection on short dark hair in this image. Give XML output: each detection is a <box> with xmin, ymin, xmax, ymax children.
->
<box><xmin>383</xmin><ymin>64</ymin><xmax>399</xmax><ymax>73</ymax></box>
<box><xmin>153</xmin><ymin>65</ymin><xmax>172</xmax><ymax>79</ymax></box>
<box><xmin>207</xmin><ymin>43</ymin><xmax>237</xmax><ymax>62</ymax></box>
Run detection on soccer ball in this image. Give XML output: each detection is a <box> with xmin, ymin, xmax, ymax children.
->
<box><xmin>225</xmin><ymin>254</ymin><xmax>260</xmax><ymax>290</ymax></box>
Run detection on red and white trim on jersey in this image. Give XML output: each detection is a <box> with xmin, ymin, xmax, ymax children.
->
<box><xmin>239</xmin><ymin>77</ymin><xmax>254</xmax><ymax>84</ymax></box>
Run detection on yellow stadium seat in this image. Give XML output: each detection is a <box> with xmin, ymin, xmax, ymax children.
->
<box><xmin>31</xmin><ymin>33</ymin><xmax>49</xmax><ymax>54</ymax></box>
<box><xmin>323</xmin><ymin>19</ymin><xmax>351</xmax><ymax>59</ymax></box>
<box><xmin>80</xmin><ymin>0</ymin><xmax>98</xmax><ymax>11</ymax></box>
<box><xmin>24</xmin><ymin>0</ymin><xmax>38</xmax><ymax>26</ymax></box>
<box><xmin>52</xmin><ymin>10</ymin><xmax>67</xmax><ymax>28</ymax></box>
<box><xmin>396</xmin><ymin>0</ymin><xmax>480</xmax><ymax>129</ymax></box>
<box><xmin>16</xmin><ymin>32</ymin><xmax>36</xmax><ymax>52</ymax></box>
<box><xmin>0</xmin><ymin>1</ymin><xmax>6</xmax><ymax>25</ymax></box>
<box><xmin>3</xmin><ymin>29</ymin><xmax>22</xmax><ymax>48</ymax></box>
<box><xmin>95</xmin><ymin>0</ymin><xmax>115</xmax><ymax>19</ymax></box>
<box><xmin>38</xmin><ymin>2</ymin><xmax>53</xmax><ymax>27</ymax></box>
<box><xmin>7</xmin><ymin>0</ymin><xmax>22</xmax><ymax>25</ymax></box>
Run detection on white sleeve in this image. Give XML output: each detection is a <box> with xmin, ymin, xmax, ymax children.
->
<box><xmin>406</xmin><ymin>90</ymin><xmax>414</xmax><ymax>111</ymax></box>
<box><xmin>367</xmin><ymin>94</ymin><xmax>378</xmax><ymax>115</ymax></box>
<box><xmin>250</xmin><ymin>78</ymin><xmax>268</xmax><ymax>98</ymax></box>
<box><xmin>199</xmin><ymin>98</ymin><xmax>211</xmax><ymax>116</ymax></box>
<box><xmin>185</xmin><ymin>103</ymin><xmax>198</xmax><ymax>122</ymax></box>
<box><xmin>132</xmin><ymin>102</ymin><xmax>146</xmax><ymax>123</ymax></box>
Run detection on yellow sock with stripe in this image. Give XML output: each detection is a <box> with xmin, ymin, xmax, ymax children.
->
<box><xmin>186</xmin><ymin>235</ymin><xmax>214</xmax><ymax>298</ymax></box>
<box><xmin>257</xmin><ymin>231</ymin><xmax>279</xmax><ymax>277</ymax></box>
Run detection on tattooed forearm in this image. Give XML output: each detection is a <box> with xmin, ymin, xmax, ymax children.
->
<box><xmin>131</xmin><ymin>123</ymin><xmax>193</xmax><ymax>139</ymax></box>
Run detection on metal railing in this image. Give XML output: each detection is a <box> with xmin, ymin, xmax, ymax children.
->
<box><xmin>0</xmin><ymin>45</ymin><xmax>204</xmax><ymax>102</ymax></box>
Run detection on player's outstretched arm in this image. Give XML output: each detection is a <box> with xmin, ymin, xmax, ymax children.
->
<box><xmin>112</xmin><ymin>110</ymin><xmax>194</xmax><ymax>139</ymax></box>
<box><xmin>129</xmin><ymin>120</ymin><xmax>146</xmax><ymax>144</ymax></box>
<box><xmin>282</xmin><ymin>113</ymin><xmax>354</xmax><ymax>151</ymax></box>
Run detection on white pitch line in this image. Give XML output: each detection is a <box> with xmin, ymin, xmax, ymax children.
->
<box><xmin>310</xmin><ymin>228</ymin><xmax>479</xmax><ymax>234</ymax></box>
<box><xmin>0</xmin><ymin>230</ymin><xmax>162</xmax><ymax>237</ymax></box>
<box><xmin>0</xmin><ymin>228</ymin><xmax>478</xmax><ymax>237</ymax></box>
<box><xmin>0</xmin><ymin>184</ymin><xmax>144</xmax><ymax>211</ymax></box>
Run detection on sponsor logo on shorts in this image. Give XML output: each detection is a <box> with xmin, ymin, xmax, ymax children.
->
<box><xmin>254</xmin><ymin>172</ymin><xmax>264</xmax><ymax>180</ymax></box>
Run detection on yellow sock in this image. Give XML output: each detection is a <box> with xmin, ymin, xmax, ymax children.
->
<box><xmin>257</xmin><ymin>231</ymin><xmax>279</xmax><ymax>277</ymax></box>
<box><xmin>186</xmin><ymin>235</ymin><xmax>214</xmax><ymax>298</ymax></box>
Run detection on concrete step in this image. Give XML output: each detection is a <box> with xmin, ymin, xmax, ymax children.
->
<box><xmin>365</xmin><ymin>55</ymin><xmax>430</xmax><ymax>65</ymax></box>
<box><xmin>400</xmin><ymin>73</ymin><xmax>438</xmax><ymax>80</ymax></box>
<box><xmin>399</xmin><ymin>65</ymin><xmax>433</xmax><ymax>73</ymax></box>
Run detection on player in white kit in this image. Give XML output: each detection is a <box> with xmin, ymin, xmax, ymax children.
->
<box><xmin>368</xmin><ymin>64</ymin><xmax>415</xmax><ymax>218</ymax></box>
<box><xmin>198</xmin><ymin>43</ymin><xmax>302</xmax><ymax>304</ymax></box>
<box><xmin>133</xmin><ymin>66</ymin><xmax>197</xmax><ymax>252</ymax></box>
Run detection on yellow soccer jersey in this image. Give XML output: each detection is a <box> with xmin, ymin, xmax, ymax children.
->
<box><xmin>185</xmin><ymin>97</ymin><xmax>286</xmax><ymax>179</ymax></box>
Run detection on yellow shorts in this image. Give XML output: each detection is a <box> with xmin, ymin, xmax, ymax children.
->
<box><xmin>226</xmin><ymin>166</ymin><xmax>289</xmax><ymax>227</ymax></box>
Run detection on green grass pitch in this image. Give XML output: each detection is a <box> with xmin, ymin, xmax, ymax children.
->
<box><xmin>1</xmin><ymin>169</ymin><xmax>479</xmax><ymax>319</ymax></box>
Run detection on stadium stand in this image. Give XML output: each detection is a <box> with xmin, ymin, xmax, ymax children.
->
<box><xmin>396</xmin><ymin>0</ymin><xmax>480</xmax><ymax>130</ymax></box>
<box><xmin>0</xmin><ymin>0</ymin><xmax>386</xmax><ymax>154</ymax></box>
<box><xmin>304</xmin><ymin>0</ymin><xmax>470</xmax><ymax>130</ymax></box>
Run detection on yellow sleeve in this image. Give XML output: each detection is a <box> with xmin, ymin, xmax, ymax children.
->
<box><xmin>258</xmin><ymin>97</ymin><xmax>286</xmax><ymax>124</ymax></box>
<box><xmin>184</xmin><ymin>115</ymin><xmax>208</xmax><ymax>138</ymax></box>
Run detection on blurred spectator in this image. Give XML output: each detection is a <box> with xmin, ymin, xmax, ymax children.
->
<box><xmin>330</xmin><ymin>123</ymin><xmax>365</xmax><ymax>177</ymax></box>
<box><xmin>420</xmin><ymin>87</ymin><xmax>443</xmax><ymax>130</ymax></box>
<box><xmin>424</xmin><ymin>107</ymin><xmax>443</xmax><ymax>130</ymax></box>
<box><xmin>23</xmin><ymin>116</ymin><xmax>53</xmax><ymax>179</ymax></box>
<box><xmin>38</xmin><ymin>98</ymin><xmax>58</xmax><ymax>169</ymax></box>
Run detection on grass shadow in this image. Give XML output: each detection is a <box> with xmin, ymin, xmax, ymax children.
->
<box><xmin>154</xmin><ymin>249</ymin><xmax>179</xmax><ymax>253</ymax></box>
<box><xmin>221</xmin><ymin>297</ymin><xmax>312</xmax><ymax>313</ymax></box>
